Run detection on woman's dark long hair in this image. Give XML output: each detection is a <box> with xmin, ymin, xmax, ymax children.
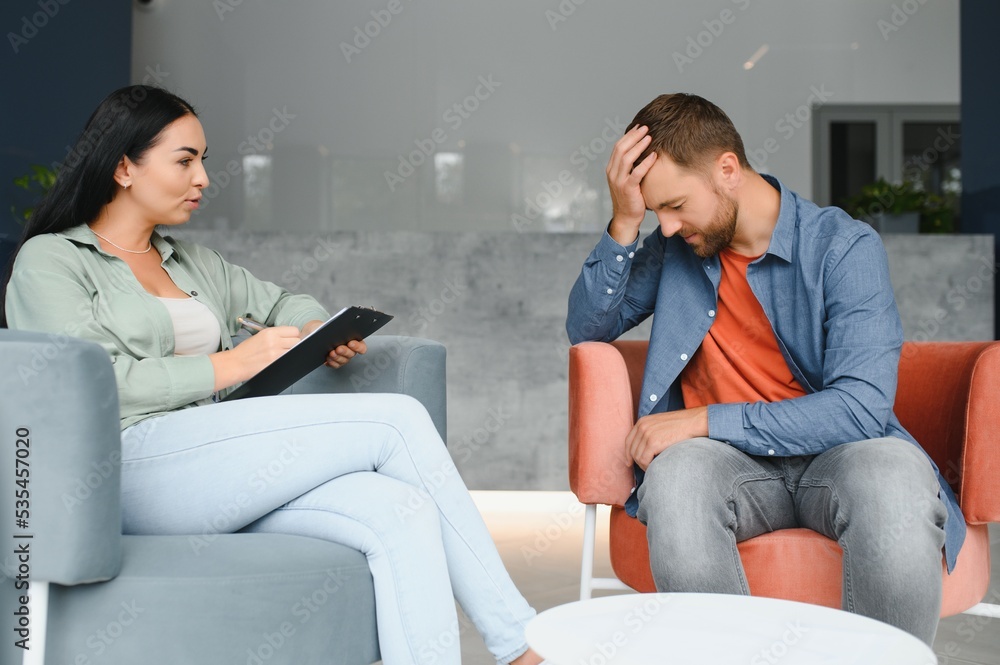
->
<box><xmin>1</xmin><ymin>85</ymin><xmax>197</xmax><ymax>327</ymax></box>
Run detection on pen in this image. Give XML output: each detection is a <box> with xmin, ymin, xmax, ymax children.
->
<box><xmin>237</xmin><ymin>315</ymin><xmax>267</xmax><ymax>334</ymax></box>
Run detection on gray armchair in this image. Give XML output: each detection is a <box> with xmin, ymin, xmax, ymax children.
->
<box><xmin>0</xmin><ymin>330</ymin><xmax>447</xmax><ymax>665</ymax></box>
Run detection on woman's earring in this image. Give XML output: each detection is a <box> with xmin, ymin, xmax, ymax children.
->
<box><xmin>122</xmin><ymin>182</ymin><xmax>131</xmax><ymax>190</ymax></box>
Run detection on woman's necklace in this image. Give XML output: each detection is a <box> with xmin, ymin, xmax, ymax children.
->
<box><xmin>90</xmin><ymin>228</ymin><xmax>152</xmax><ymax>254</ymax></box>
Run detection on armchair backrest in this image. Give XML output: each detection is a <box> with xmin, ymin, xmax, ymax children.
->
<box><xmin>0</xmin><ymin>329</ymin><xmax>123</xmax><ymax>585</ymax></box>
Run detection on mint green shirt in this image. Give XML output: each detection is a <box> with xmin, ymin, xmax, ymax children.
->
<box><xmin>5</xmin><ymin>225</ymin><xmax>330</xmax><ymax>429</ymax></box>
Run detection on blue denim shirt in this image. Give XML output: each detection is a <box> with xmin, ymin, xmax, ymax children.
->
<box><xmin>566</xmin><ymin>175</ymin><xmax>964</xmax><ymax>572</ymax></box>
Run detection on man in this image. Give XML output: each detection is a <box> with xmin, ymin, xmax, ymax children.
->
<box><xmin>566</xmin><ymin>93</ymin><xmax>963</xmax><ymax>645</ymax></box>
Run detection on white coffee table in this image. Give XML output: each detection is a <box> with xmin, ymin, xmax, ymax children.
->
<box><xmin>525</xmin><ymin>593</ymin><xmax>937</xmax><ymax>664</ymax></box>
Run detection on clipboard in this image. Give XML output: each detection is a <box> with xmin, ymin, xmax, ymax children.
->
<box><xmin>220</xmin><ymin>306</ymin><xmax>393</xmax><ymax>401</ymax></box>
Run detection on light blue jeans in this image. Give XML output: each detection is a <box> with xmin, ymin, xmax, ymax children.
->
<box><xmin>120</xmin><ymin>392</ymin><xmax>535</xmax><ymax>664</ymax></box>
<box><xmin>636</xmin><ymin>436</ymin><xmax>948</xmax><ymax>646</ymax></box>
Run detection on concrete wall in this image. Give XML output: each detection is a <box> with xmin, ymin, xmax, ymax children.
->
<box><xmin>172</xmin><ymin>229</ymin><xmax>994</xmax><ymax>490</ymax></box>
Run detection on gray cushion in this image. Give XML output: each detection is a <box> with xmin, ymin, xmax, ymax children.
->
<box><xmin>44</xmin><ymin>534</ymin><xmax>379</xmax><ymax>665</ymax></box>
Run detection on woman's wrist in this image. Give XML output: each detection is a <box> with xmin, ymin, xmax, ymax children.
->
<box><xmin>209</xmin><ymin>349</ymin><xmax>245</xmax><ymax>392</ymax></box>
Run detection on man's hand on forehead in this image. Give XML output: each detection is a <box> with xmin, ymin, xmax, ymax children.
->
<box><xmin>606</xmin><ymin>125</ymin><xmax>658</xmax><ymax>245</ymax></box>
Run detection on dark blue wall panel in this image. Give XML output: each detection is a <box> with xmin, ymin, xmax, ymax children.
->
<box><xmin>0</xmin><ymin>0</ymin><xmax>131</xmax><ymax>274</ymax></box>
<box><xmin>961</xmin><ymin>0</ymin><xmax>1000</xmax><ymax>338</ymax></box>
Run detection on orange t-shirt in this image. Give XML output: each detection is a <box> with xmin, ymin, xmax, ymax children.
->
<box><xmin>681</xmin><ymin>248</ymin><xmax>806</xmax><ymax>407</ymax></box>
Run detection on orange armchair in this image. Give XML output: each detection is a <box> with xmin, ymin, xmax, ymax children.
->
<box><xmin>569</xmin><ymin>340</ymin><xmax>1000</xmax><ymax>618</ymax></box>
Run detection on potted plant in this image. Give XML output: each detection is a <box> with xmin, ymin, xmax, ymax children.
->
<box><xmin>10</xmin><ymin>164</ymin><xmax>59</xmax><ymax>225</ymax></box>
<box><xmin>844</xmin><ymin>178</ymin><xmax>955</xmax><ymax>234</ymax></box>
<box><xmin>3</xmin><ymin>164</ymin><xmax>59</xmax><ymax>281</ymax></box>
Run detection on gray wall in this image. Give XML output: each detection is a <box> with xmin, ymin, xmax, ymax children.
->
<box><xmin>173</xmin><ymin>229</ymin><xmax>995</xmax><ymax>490</ymax></box>
<box><xmin>132</xmin><ymin>0</ymin><xmax>961</xmax><ymax>234</ymax></box>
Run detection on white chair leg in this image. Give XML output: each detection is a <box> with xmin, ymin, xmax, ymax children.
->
<box><xmin>580</xmin><ymin>504</ymin><xmax>597</xmax><ymax>600</ymax></box>
<box><xmin>23</xmin><ymin>580</ymin><xmax>48</xmax><ymax>665</ymax></box>
<box><xmin>963</xmin><ymin>603</ymin><xmax>1000</xmax><ymax>619</ymax></box>
<box><xmin>579</xmin><ymin>504</ymin><xmax>631</xmax><ymax>600</ymax></box>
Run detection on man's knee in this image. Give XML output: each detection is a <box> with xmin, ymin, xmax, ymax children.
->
<box><xmin>818</xmin><ymin>438</ymin><xmax>946</xmax><ymax>546</ymax></box>
<box><xmin>826</xmin><ymin>437</ymin><xmax>938</xmax><ymax>499</ymax></box>
<box><xmin>638</xmin><ymin>438</ymin><xmax>738</xmax><ymax>523</ymax></box>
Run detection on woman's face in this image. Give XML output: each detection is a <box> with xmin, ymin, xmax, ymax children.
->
<box><xmin>123</xmin><ymin>114</ymin><xmax>208</xmax><ymax>226</ymax></box>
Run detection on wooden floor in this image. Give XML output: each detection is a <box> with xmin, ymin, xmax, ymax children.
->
<box><xmin>455</xmin><ymin>492</ymin><xmax>1000</xmax><ymax>665</ymax></box>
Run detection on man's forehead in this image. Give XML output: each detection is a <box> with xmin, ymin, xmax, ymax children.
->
<box><xmin>641</xmin><ymin>159</ymin><xmax>686</xmax><ymax>194</ymax></box>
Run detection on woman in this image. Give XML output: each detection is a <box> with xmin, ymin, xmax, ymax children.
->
<box><xmin>2</xmin><ymin>85</ymin><xmax>543</xmax><ymax>665</ymax></box>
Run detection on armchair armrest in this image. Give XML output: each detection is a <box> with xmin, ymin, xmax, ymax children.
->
<box><xmin>568</xmin><ymin>342</ymin><xmax>637</xmax><ymax>506</ymax></box>
<box><xmin>287</xmin><ymin>335</ymin><xmax>447</xmax><ymax>442</ymax></box>
<box><xmin>0</xmin><ymin>330</ymin><xmax>123</xmax><ymax>585</ymax></box>
<box><xmin>896</xmin><ymin>341</ymin><xmax>1000</xmax><ymax>524</ymax></box>
<box><xmin>962</xmin><ymin>342</ymin><xmax>1000</xmax><ymax>522</ymax></box>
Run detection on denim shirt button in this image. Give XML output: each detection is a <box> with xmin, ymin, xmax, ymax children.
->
<box><xmin>606</xmin><ymin>288</ymin><xmax>613</xmax><ymax>295</ymax></box>
<box><xmin>616</xmin><ymin>255</ymin><xmax>624</xmax><ymax>262</ymax></box>
<box><xmin>649</xmin><ymin>394</ymin><xmax>657</xmax><ymax>402</ymax></box>
<box><xmin>768</xmin><ymin>449</ymin><xmax>775</xmax><ymax>455</ymax></box>
<box><xmin>708</xmin><ymin>309</ymin><xmax>716</xmax><ymax>317</ymax></box>
<box><xmin>680</xmin><ymin>353</ymin><xmax>689</xmax><ymax>361</ymax></box>
<box><xmin>628</xmin><ymin>252</ymin><xmax>635</xmax><ymax>259</ymax></box>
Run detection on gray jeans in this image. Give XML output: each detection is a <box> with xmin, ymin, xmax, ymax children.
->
<box><xmin>636</xmin><ymin>436</ymin><xmax>948</xmax><ymax>645</ymax></box>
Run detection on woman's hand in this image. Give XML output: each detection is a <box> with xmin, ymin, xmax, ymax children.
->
<box><xmin>300</xmin><ymin>319</ymin><xmax>367</xmax><ymax>369</ymax></box>
<box><xmin>325</xmin><ymin>339</ymin><xmax>366</xmax><ymax>369</ymax></box>
<box><xmin>210</xmin><ymin>326</ymin><xmax>301</xmax><ymax>391</ymax></box>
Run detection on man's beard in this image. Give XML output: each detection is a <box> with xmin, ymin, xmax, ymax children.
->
<box><xmin>691</xmin><ymin>189</ymin><xmax>738</xmax><ymax>258</ymax></box>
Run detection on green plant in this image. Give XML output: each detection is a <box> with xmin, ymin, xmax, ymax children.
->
<box><xmin>918</xmin><ymin>192</ymin><xmax>956</xmax><ymax>233</ymax></box>
<box><xmin>844</xmin><ymin>177</ymin><xmax>955</xmax><ymax>233</ymax></box>
<box><xmin>10</xmin><ymin>164</ymin><xmax>59</xmax><ymax>225</ymax></box>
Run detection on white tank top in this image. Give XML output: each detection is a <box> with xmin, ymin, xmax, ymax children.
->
<box><xmin>156</xmin><ymin>296</ymin><xmax>222</xmax><ymax>356</ymax></box>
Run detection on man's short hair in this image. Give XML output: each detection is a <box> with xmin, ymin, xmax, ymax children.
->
<box><xmin>630</xmin><ymin>93</ymin><xmax>752</xmax><ymax>174</ymax></box>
